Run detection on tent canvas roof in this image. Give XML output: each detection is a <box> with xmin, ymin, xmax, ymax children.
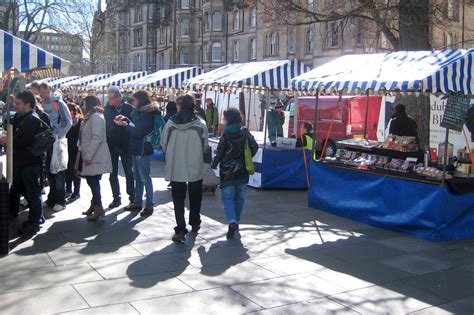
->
<box><xmin>122</xmin><ymin>67</ymin><xmax>203</xmax><ymax>89</ymax></box>
<box><xmin>88</xmin><ymin>71</ymin><xmax>147</xmax><ymax>88</ymax></box>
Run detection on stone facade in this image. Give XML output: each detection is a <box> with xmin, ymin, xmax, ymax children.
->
<box><xmin>0</xmin><ymin>0</ymin><xmax>17</xmax><ymax>34</ymax></box>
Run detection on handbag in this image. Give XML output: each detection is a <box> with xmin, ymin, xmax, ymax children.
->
<box><xmin>30</xmin><ymin>128</ymin><xmax>55</xmax><ymax>157</ymax></box>
<box><xmin>244</xmin><ymin>138</ymin><xmax>255</xmax><ymax>175</ymax></box>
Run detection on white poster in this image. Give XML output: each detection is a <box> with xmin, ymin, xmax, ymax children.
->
<box><xmin>430</xmin><ymin>95</ymin><xmax>473</xmax><ymax>152</ymax></box>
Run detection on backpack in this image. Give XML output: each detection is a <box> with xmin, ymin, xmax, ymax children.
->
<box><xmin>146</xmin><ymin>113</ymin><xmax>166</xmax><ymax>146</ymax></box>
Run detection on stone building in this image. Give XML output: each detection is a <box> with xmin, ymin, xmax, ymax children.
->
<box><xmin>0</xmin><ymin>0</ymin><xmax>17</xmax><ymax>34</ymax></box>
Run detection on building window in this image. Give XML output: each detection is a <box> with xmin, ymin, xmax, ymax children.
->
<box><xmin>146</xmin><ymin>52</ymin><xmax>155</xmax><ymax>70</ymax></box>
<box><xmin>134</xmin><ymin>28</ymin><xmax>143</xmax><ymax>46</ymax></box>
<box><xmin>204</xmin><ymin>12</ymin><xmax>209</xmax><ymax>31</ymax></box>
<box><xmin>445</xmin><ymin>32</ymin><xmax>455</xmax><ymax>48</ymax></box>
<box><xmin>212</xmin><ymin>11</ymin><xmax>222</xmax><ymax>31</ymax></box>
<box><xmin>148</xmin><ymin>4</ymin><xmax>155</xmax><ymax>20</ymax></box>
<box><xmin>233</xmin><ymin>41</ymin><xmax>240</xmax><ymax>62</ymax></box>
<box><xmin>159</xmin><ymin>52</ymin><xmax>165</xmax><ymax>69</ymax></box>
<box><xmin>204</xmin><ymin>43</ymin><xmax>209</xmax><ymax>62</ymax></box>
<box><xmin>249</xmin><ymin>38</ymin><xmax>256</xmax><ymax>60</ymax></box>
<box><xmin>160</xmin><ymin>28</ymin><xmax>165</xmax><ymax>44</ymax></box>
<box><xmin>180</xmin><ymin>18</ymin><xmax>189</xmax><ymax>37</ymax></box>
<box><xmin>356</xmin><ymin>31</ymin><xmax>363</xmax><ymax>46</ymax></box>
<box><xmin>330</xmin><ymin>22</ymin><xmax>339</xmax><ymax>47</ymax></box>
<box><xmin>181</xmin><ymin>0</ymin><xmax>189</xmax><ymax>9</ymax></box>
<box><xmin>268</xmin><ymin>33</ymin><xmax>279</xmax><ymax>56</ymax></box>
<box><xmin>307</xmin><ymin>0</ymin><xmax>314</xmax><ymax>10</ymax></box>
<box><xmin>134</xmin><ymin>6</ymin><xmax>143</xmax><ymax>22</ymax></box>
<box><xmin>179</xmin><ymin>47</ymin><xmax>189</xmax><ymax>64</ymax></box>
<box><xmin>147</xmin><ymin>28</ymin><xmax>154</xmax><ymax>45</ymax></box>
<box><xmin>306</xmin><ymin>28</ymin><xmax>314</xmax><ymax>53</ymax></box>
<box><xmin>250</xmin><ymin>7</ymin><xmax>257</xmax><ymax>28</ymax></box>
<box><xmin>119</xmin><ymin>33</ymin><xmax>126</xmax><ymax>50</ymax></box>
<box><xmin>211</xmin><ymin>42</ymin><xmax>221</xmax><ymax>61</ymax></box>
<box><xmin>288</xmin><ymin>29</ymin><xmax>296</xmax><ymax>54</ymax></box>
<box><xmin>133</xmin><ymin>53</ymin><xmax>143</xmax><ymax>71</ymax></box>
<box><xmin>447</xmin><ymin>0</ymin><xmax>456</xmax><ymax>19</ymax></box>
<box><xmin>233</xmin><ymin>10</ymin><xmax>241</xmax><ymax>30</ymax></box>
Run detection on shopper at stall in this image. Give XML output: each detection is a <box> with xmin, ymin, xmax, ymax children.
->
<box><xmin>40</xmin><ymin>83</ymin><xmax>72</xmax><ymax>212</ymax></box>
<box><xmin>389</xmin><ymin>104</ymin><xmax>418</xmax><ymax>140</ymax></box>
<box><xmin>205</xmin><ymin>98</ymin><xmax>219</xmax><ymax>137</ymax></box>
<box><xmin>164</xmin><ymin>101</ymin><xmax>177</xmax><ymax>122</ymax></box>
<box><xmin>78</xmin><ymin>96</ymin><xmax>112</xmax><ymax>221</ymax></box>
<box><xmin>161</xmin><ymin>94</ymin><xmax>209</xmax><ymax>243</ymax></box>
<box><xmin>104</xmin><ymin>86</ymin><xmax>135</xmax><ymax>209</ymax></box>
<box><xmin>211</xmin><ymin>108</ymin><xmax>258</xmax><ymax>239</ymax></box>
<box><xmin>267</xmin><ymin>102</ymin><xmax>285</xmax><ymax>146</ymax></box>
<box><xmin>65</xmin><ymin>103</ymin><xmax>83</xmax><ymax>201</ymax></box>
<box><xmin>114</xmin><ymin>91</ymin><xmax>157</xmax><ymax>217</ymax></box>
<box><xmin>295</xmin><ymin>122</ymin><xmax>314</xmax><ymax>149</ymax></box>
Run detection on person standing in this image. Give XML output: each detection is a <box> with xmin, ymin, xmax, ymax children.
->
<box><xmin>211</xmin><ymin>108</ymin><xmax>258</xmax><ymax>239</ymax></box>
<box><xmin>65</xmin><ymin>103</ymin><xmax>83</xmax><ymax>201</ymax></box>
<box><xmin>104</xmin><ymin>86</ymin><xmax>135</xmax><ymax>209</ymax></box>
<box><xmin>115</xmin><ymin>91</ymin><xmax>157</xmax><ymax>217</ymax></box>
<box><xmin>78</xmin><ymin>96</ymin><xmax>112</xmax><ymax>221</ymax></box>
<box><xmin>389</xmin><ymin>104</ymin><xmax>419</xmax><ymax>140</ymax></box>
<box><xmin>39</xmin><ymin>83</ymin><xmax>72</xmax><ymax>212</ymax></box>
<box><xmin>205</xmin><ymin>98</ymin><xmax>219</xmax><ymax>137</ymax></box>
<box><xmin>4</xmin><ymin>91</ymin><xmax>49</xmax><ymax>235</ymax></box>
<box><xmin>267</xmin><ymin>103</ymin><xmax>285</xmax><ymax>146</ymax></box>
<box><xmin>195</xmin><ymin>99</ymin><xmax>207</xmax><ymax>122</ymax></box>
<box><xmin>161</xmin><ymin>95</ymin><xmax>209</xmax><ymax>243</ymax></box>
<box><xmin>164</xmin><ymin>101</ymin><xmax>177</xmax><ymax>122</ymax></box>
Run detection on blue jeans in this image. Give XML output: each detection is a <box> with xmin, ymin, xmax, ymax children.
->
<box><xmin>86</xmin><ymin>175</ymin><xmax>102</xmax><ymax>207</ymax></box>
<box><xmin>20</xmin><ymin>166</ymin><xmax>44</xmax><ymax>226</ymax></box>
<box><xmin>220</xmin><ymin>183</ymin><xmax>247</xmax><ymax>224</ymax></box>
<box><xmin>109</xmin><ymin>148</ymin><xmax>135</xmax><ymax>202</ymax></box>
<box><xmin>132</xmin><ymin>155</ymin><xmax>153</xmax><ymax>208</ymax></box>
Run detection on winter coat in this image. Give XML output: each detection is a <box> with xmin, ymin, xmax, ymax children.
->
<box><xmin>78</xmin><ymin>111</ymin><xmax>112</xmax><ymax>176</ymax></box>
<box><xmin>211</xmin><ymin>125</ymin><xmax>258</xmax><ymax>186</ymax></box>
<box><xmin>160</xmin><ymin>109</ymin><xmax>209</xmax><ymax>182</ymax></box>
<box><xmin>205</xmin><ymin>104</ymin><xmax>219</xmax><ymax>129</ymax></box>
<box><xmin>389</xmin><ymin>113</ymin><xmax>418</xmax><ymax>140</ymax></box>
<box><xmin>267</xmin><ymin>110</ymin><xmax>285</xmax><ymax>138</ymax></box>
<box><xmin>126</xmin><ymin>102</ymin><xmax>160</xmax><ymax>156</ymax></box>
<box><xmin>104</xmin><ymin>101</ymin><xmax>133</xmax><ymax>152</ymax></box>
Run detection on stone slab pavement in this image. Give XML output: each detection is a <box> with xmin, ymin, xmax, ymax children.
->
<box><xmin>1</xmin><ymin>161</ymin><xmax>474</xmax><ymax>314</ymax></box>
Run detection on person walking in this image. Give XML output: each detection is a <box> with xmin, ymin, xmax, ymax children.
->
<box><xmin>78</xmin><ymin>96</ymin><xmax>112</xmax><ymax>221</ymax></box>
<box><xmin>104</xmin><ymin>86</ymin><xmax>135</xmax><ymax>209</ymax></box>
<box><xmin>115</xmin><ymin>91</ymin><xmax>157</xmax><ymax>217</ymax></box>
<box><xmin>161</xmin><ymin>95</ymin><xmax>209</xmax><ymax>243</ymax></box>
<box><xmin>4</xmin><ymin>91</ymin><xmax>50</xmax><ymax>235</ymax></box>
<box><xmin>66</xmin><ymin>103</ymin><xmax>83</xmax><ymax>201</ymax></box>
<box><xmin>205</xmin><ymin>98</ymin><xmax>219</xmax><ymax>137</ymax></box>
<box><xmin>39</xmin><ymin>83</ymin><xmax>72</xmax><ymax>212</ymax></box>
<box><xmin>211</xmin><ymin>108</ymin><xmax>258</xmax><ymax>239</ymax></box>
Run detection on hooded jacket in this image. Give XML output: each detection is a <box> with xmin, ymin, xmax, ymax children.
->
<box><xmin>42</xmin><ymin>94</ymin><xmax>72</xmax><ymax>139</ymax></box>
<box><xmin>160</xmin><ymin>109</ymin><xmax>209</xmax><ymax>182</ymax></box>
<box><xmin>127</xmin><ymin>102</ymin><xmax>160</xmax><ymax>156</ymax></box>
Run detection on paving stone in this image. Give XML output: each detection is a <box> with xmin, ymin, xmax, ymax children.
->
<box><xmin>131</xmin><ymin>287</ymin><xmax>261</xmax><ymax>314</ymax></box>
<box><xmin>319</xmin><ymin>241</ymin><xmax>405</xmax><ymax>262</ymax></box>
<box><xmin>0</xmin><ymin>264</ymin><xmax>103</xmax><ymax>293</ymax></box>
<box><xmin>376</xmin><ymin>236</ymin><xmax>440</xmax><ymax>252</ymax></box>
<box><xmin>130</xmin><ymin>235</ymin><xmax>209</xmax><ymax>256</ymax></box>
<box><xmin>0</xmin><ymin>253</ymin><xmax>55</xmax><ymax>274</ymax></box>
<box><xmin>255</xmin><ymin>211</ymin><xmax>304</xmax><ymax>225</ymax></box>
<box><xmin>74</xmin><ymin>273</ymin><xmax>193</xmax><ymax>307</ymax></box>
<box><xmin>379</xmin><ymin>254</ymin><xmax>451</xmax><ymax>275</ymax></box>
<box><xmin>48</xmin><ymin>244</ymin><xmax>142</xmax><ymax>265</ymax></box>
<box><xmin>252</xmin><ymin>298</ymin><xmax>358</xmax><ymax>314</ymax></box>
<box><xmin>231</xmin><ymin>273</ymin><xmax>346</xmax><ymax>309</ymax></box>
<box><xmin>61</xmin><ymin>303</ymin><xmax>139</xmax><ymax>315</ymax></box>
<box><xmin>411</xmin><ymin>295</ymin><xmax>474</xmax><ymax>315</ymax></box>
<box><xmin>0</xmin><ymin>285</ymin><xmax>89</xmax><ymax>315</ymax></box>
<box><xmin>177</xmin><ymin>261</ymin><xmax>278</xmax><ymax>290</ymax></box>
<box><xmin>419</xmin><ymin>245</ymin><xmax>474</xmax><ymax>266</ymax></box>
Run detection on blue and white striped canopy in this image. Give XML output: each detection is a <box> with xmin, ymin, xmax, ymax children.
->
<box><xmin>185</xmin><ymin>60</ymin><xmax>310</xmax><ymax>91</ymax></box>
<box><xmin>0</xmin><ymin>30</ymin><xmax>70</xmax><ymax>75</ymax></box>
<box><xmin>46</xmin><ymin>76</ymin><xmax>81</xmax><ymax>88</ymax></box>
<box><xmin>87</xmin><ymin>71</ymin><xmax>147</xmax><ymax>88</ymax></box>
<box><xmin>122</xmin><ymin>67</ymin><xmax>203</xmax><ymax>89</ymax></box>
<box><xmin>61</xmin><ymin>73</ymin><xmax>111</xmax><ymax>88</ymax></box>
<box><xmin>291</xmin><ymin>50</ymin><xmax>474</xmax><ymax>95</ymax></box>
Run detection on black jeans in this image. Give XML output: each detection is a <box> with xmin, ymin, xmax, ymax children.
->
<box><xmin>46</xmin><ymin>171</ymin><xmax>66</xmax><ymax>207</ymax></box>
<box><xmin>66</xmin><ymin>147</ymin><xmax>81</xmax><ymax>195</ymax></box>
<box><xmin>10</xmin><ymin>166</ymin><xmax>44</xmax><ymax>226</ymax></box>
<box><xmin>109</xmin><ymin>147</ymin><xmax>134</xmax><ymax>203</ymax></box>
<box><xmin>86</xmin><ymin>175</ymin><xmax>102</xmax><ymax>207</ymax></box>
<box><xmin>171</xmin><ymin>180</ymin><xmax>203</xmax><ymax>234</ymax></box>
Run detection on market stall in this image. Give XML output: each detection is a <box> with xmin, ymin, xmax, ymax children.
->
<box><xmin>185</xmin><ymin>60</ymin><xmax>310</xmax><ymax>189</ymax></box>
<box><xmin>60</xmin><ymin>73</ymin><xmax>111</xmax><ymax>89</ymax></box>
<box><xmin>46</xmin><ymin>76</ymin><xmax>81</xmax><ymax>88</ymax></box>
<box><xmin>122</xmin><ymin>67</ymin><xmax>203</xmax><ymax>90</ymax></box>
<box><xmin>87</xmin><ymin>71</ymin><xmax>147</xmax><ymax>89</ymax></box>
<box><xmin>291</xmin><ymin>50</ymin><xmax>474</xmax><ymax>241</ymax></box>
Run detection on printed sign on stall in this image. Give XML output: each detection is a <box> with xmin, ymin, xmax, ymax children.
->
<box><xmin>440</xmin><ymin>95</ymin><xmax>472</xmax><ymax>132</ymax></box>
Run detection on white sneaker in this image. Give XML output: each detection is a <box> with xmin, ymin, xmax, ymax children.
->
<box><xmin>52</xmin><ymin>204</ymin><xmax>66</xmax><ymax>212</ymax></box>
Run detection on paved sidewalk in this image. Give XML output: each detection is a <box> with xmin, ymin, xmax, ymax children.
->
<box><xmin>2</xmin><ymin>161</ymin><xmax>474</xmax><ymax>314</ymax></box>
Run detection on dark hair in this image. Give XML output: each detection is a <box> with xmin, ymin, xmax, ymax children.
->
<box><xmin>39</xmin><ymin>82</ymin><xmax>50</xmax><ymax>90</ymax></box>
<box><xmin>16</xmin><ymin>91</ymin><xmax>36</xmax><ymax>109</ymax></box>
<box><xmin>83</xmin><ymin>96</ymin><xmax>103</xmax><ymax>113</ymax></box>
<box><xmin>166</xmin><ymin>101</ymin><xmax>177</xmax><ymax>113</ymax></box>
<box><xmin>176</xmin><ymin>94</ymin><xmax>195</xmax><ymax>111</ymax></box>
<box><xmin>303</xmin><ymin>122</ymin><xmax>313</xmax><ymax>132</ymax></box>
<box><xmin>132</xmin><ymin>91</ymin><xmax>150</xmax><ymax>108</ymax></box>
<box><xmin>394</xmin><ymin>104</ymin><xmax>407</xmax><ymax>115</ymax></box>
<box><xmin>30</xmin><ymin>81</ymin><xmax>40</xmax><ymax>89</ymax></box>
<box><xmin>223</xmin><ymin>108</ymin><xmax>243</xmax><ymax>125</ymax></box>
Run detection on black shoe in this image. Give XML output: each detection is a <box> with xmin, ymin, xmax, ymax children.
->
<box><xmin>191</xmin><ymin>225</ymin><xmax>201</xmax><ymax>234</ymax></box>
<box><xmin>68</xmin><ymin>193</ymin><xmax>80</xmax><ymax>202</ymax></box>
<box><xmin>65</xmin><ymin>192</ymin><xmax>72</xmax><ymax>199</ymax></box>
<box><xmin>226</xmin><ymin>223</ymin><xmax>238</xmax><ymax>240</ymax></box>
<box><xmin>172</xmin><ymin>232</ymin><xmax>187</xmax><ymax>243</ymax></box>
<box><xmin>140</xmin><ymin>208</ymin><xmax>154</xmax><ymax>217</ymax></box>
<box><xmin>18</xmin><ymin>224</ymin><xmax>40</xmax><ymax>235</ymax></box>
<box><xmin>108</xmin><ymin>199</ymin><xmax>122</xmax><ymax>209</ymax></box>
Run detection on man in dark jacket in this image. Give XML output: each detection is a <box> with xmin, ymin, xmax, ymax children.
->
<box><xmin>267</xmin><ymin>102</ymin><xmax>285</xmax><ymax>146</ymax></box>
<box><xmin>3</xmin><ymin>91</ymin><xmax>48</xmax><ymax>235</ymax></box>
<box><xmin>389</xmin><ymin>104</ymin><xmax>419</xmax><ymax>140</ymax></box>
<box><xmin>104</xmin><ymin>86</ymin><xmax>135</xmax><ymax>209</ymax></box>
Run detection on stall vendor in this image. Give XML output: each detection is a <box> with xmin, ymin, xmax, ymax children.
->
<box><xmin>389</xmin><ymin>104</ymin><xmax>419</xmax><ymax>140</ymax></box>
<box><xmin>296</xmin><ymin>122</ymin><xmax>314</xmax><ymax>149</ymax></box>
<box><xmin>267</xmin><ymin>102</ymin><xmax>285</xmax><ymax>146</ymax></box>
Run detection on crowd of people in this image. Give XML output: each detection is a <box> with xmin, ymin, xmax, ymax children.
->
<box><xmin>4</xmin><ymin>82</ymin><xmax>258</xmax><ymax>243</ymax></box>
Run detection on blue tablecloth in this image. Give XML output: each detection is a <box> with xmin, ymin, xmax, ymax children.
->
<box><xmin>309</xmin><ymin>162</ymin><xmax>474</xmax><ymax>241</ymax></box>
<box><xmin>261</xmin><ymin>149</ymin><xmax>310</xmax><ymax>190</ymax></box>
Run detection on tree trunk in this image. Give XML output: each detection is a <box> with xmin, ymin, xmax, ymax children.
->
<box><xmin>398</xmin><ymin>0</ymin><xmax>431</xmax><ymax>50</ymax></box>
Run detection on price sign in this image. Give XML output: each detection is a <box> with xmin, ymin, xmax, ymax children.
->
<box><xmin>441</xmin><ymin>95</ymin><xmax>471</xmax><ymax>132</ymax></box>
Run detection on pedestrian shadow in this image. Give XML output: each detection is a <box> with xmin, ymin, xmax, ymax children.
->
<box><xmin>198</xmin><ymin>239</ymin><xmax>250</xmax><ymax>277</ymax></box>
<box><xmin>126</xmin><ymin>233</ymin><xmax>197</xmax><ymax>289</ymax></box>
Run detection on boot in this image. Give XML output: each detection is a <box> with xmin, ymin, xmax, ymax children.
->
<box><xmin>87</xmin><ymin>205</ymin><xmax>105</xmax><ymax>221</ymax></box>
<box><xmin>82</xmin><ymin>204</ymin><xmax>94</xmax><ymax>216</ymax></box>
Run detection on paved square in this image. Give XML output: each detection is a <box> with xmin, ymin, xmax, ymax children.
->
<box><xmin>2</xmin><ymin>161</ymin><xmax>474</xmax><ymax>314</ymax></box>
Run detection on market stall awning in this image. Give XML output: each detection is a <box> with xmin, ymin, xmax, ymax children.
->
<box><xmin>291</xmin><ymin>50</ymin><xmax>474</xmax><ymax>94</ymax></box>
<box><xmin>46</xmin><ymin>76</ymin><xmax>81</xmax><ymax>88</ymax></box>
<box><xmin>185</xmin><ymin>60</ymin><xmax>310</xmax><ymax>91</ymax></box>
<box><xmin>61</xmin><ymin>73</ymin><xmax>111</xmax><ymax>88</ymax></box>
<box><xmin>0</xmin><ymin>29</ymin><xmax>70</xmax><ymax>75</ymax></box>
<box><xmin>88</xmin><ymin>71</ymin><xmax>147</xmax><ymax>88</ymax></box>
<box><xmin>122</xmin><ymin>67</ymin><xmax>203</xmax><ymax>89</ymax></box>
<box><xmin>25</xmin><ymin>76</ymin><xmax>59</xmax><ymax>88</ymax></box>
